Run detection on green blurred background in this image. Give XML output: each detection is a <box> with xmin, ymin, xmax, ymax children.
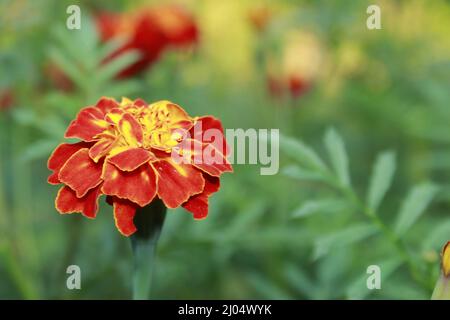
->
<box><xmin>1</xmin><ymin>0</ymin><xmax>450</xmax><ymax>299</ymax></box>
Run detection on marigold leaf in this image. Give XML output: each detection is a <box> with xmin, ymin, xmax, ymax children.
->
<box><xmin>394</xmin><ymin>183</ymin><xmax>439</xmax><ymax>236</ymax></box>
<box><xmin>366</xmin><ymin>151</ymin><xmax>396</xmax><ymax>212</ymax></box>
<box><xmin>323</xmin><ymin>128</ymin><xmax>350</xmax><ymax>187</ymax></box>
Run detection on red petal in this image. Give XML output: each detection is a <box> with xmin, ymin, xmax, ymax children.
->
<box><xmin>118</xmin><ymin>113</ymin><xmax>143</xmax><ymax>146</ymax></box>
<box><xmin>133</xmin><ymin>98</ymin><xmax>147</xmax><ymax>107</ymax></box>
<box><xmin>108</xmin><ymin>148</ymin><xmax>155</xmax><ymax>172</ymax></box>
<box><xmin>101</xmin><ymin>162</ymin><xmax>157</xmax><ymax>207</ymax></box>
<box><xmin>89</xmin><ymin>138</ymin><xmax>115</xmax><ymax>162</ymax></box>
<box><xmin>65</xmin><ymin>106</ymin><xmax>110</xmax><ymax>142</ymax></box>
<box><xmin>58</xmin><ymin>149</ymin><xmax>104</xmax><ymax>197</ymax></box>
<box><xmin>47</xmin><ymin>142</ymin><xmax>91</xmax><ymax>184</ymax></box>
<box><xmin>112</xmin><ymin>198</ymin><xmax>138</xmax><ymax>236</ymax></box>
<box><xmin>190</xmin><ymin>116</ymin><xmax>230</xmax><ymax>156</ymax></box>
<box><xmin>153</xmin><ymin>159</ymin><xmax>205</xmax><ymax>208</ymax></box>
<box><xmin>183</xmin><ymin>175</ymin><xmax>220</xmax><ymax>219</ymax></box>
<box><xmin>55</xmin><ymin>185</ymin><xmax>101</xmax><ymax>218</ymax></box>
<box><xmin>179</xmin><ymin>139</ymin><xmax>233</xmax><ymax>177</ymax></box>
<box><xmin>95</xmin><ymin>97</ymin><xmax>119</xmax><ymax>114</ymax></box>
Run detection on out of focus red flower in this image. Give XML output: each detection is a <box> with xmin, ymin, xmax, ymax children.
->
<box><xmin>267</xmin><ymin>31</ymin><xmax>323</xmax><ymax>101</ymax></box>
<box><xmin>96</xmin><ymin>5</ymin><xmax>199</xmax><ymax>78</ymax></box>
<box><xmin>0</xmin><ymin>89</ymin><xmax>14</xmax><ymax>111</ymax></box>
<box><xmin>47</xmin><ymin>97</ymin><xmax>232</xmax><ymax>236</ymax></box>
<box><xmin>48</xmin><ymin>5</ymin><xmax>199</xmax><ymax>90</ymax></box>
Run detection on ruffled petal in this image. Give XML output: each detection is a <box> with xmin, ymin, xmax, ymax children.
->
<box><xmin>108</xmin><ymin>148</ymin><xmax>155</xmax><ymax>172</ymax></box>
<box><xmin>153</xmin><ymin>158</ymin><xmax>205</xmax><ymax>208</ymax></box>
<box><xmin>118</xmin><ymin>112</ymin><xmax>143</xmax><ymax>146</ymax></box>
<box><xmin>89</xmin><ymin>138</ymin><xmax>116</xmax><ymax>162</ymax></box>
<box><xmin>95</xmin><ymin>97</ymin><xmax>119</xmax><ymax>114</ymax></box>
<box><xmin>182</xmin><ymin>175</ymin><xmax>220</xmax><ymax>219</ymax></box>
<box><xmin>178</xmin><ymin>139</ymin><xmax>233</xmax><ymax>177</ymax></box>
<box><xmin>112</xmin><ymin>198</ymin><xmax>138</xmax><ymax>236</ymax></box>
<box><xmin>65</xmin><ymin>106</ymin><xmax>110</xmax><ymax>142</ymax></box>
<box><xmin>190</xmin><ymin>116</ymin><xmax>230</xmax><ymax>156</ymax></box>
<box><xmin>55</xmin><ymin>185</ymin><xmax>101</xmax><ymax>218</ymax></box>
<box><xmin>58</xmin><ymin>149</ymin><xmax>104</xmax><ymax>197</ymax></box>
<box><xmin>101</xmin><ymin>162</ymin><xmax>157</xmax><ymax>207</ymax></box>
<box><xmin>47</xmin><ymin>142</ymin><xmax>91</xmax><ymax>184</ymax></box>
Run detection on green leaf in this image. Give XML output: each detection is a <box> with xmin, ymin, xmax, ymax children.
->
<box><xmin>313</xmin><ymin>224</ymin><xmax>377</xmax><ymax>260</ymax></box>
<box><xmin>323</xmin><ymin>128</ymin><xmax>350</xmax><ymax>187</ymax></box>
<box><xmin>394</xmin><ymin>183</ymin><xmax>439</xmax><ymax>236</ymax></box>
<box><xmin>421</xmin><ymin>219</ymin><xmax>450</xmax><ymax>251</ymax></box>
<box><xmin>284</xmin><ymin>264</ymin><xmax>316</xmax><ymax>299</ymax></box>
<box><xmin>281</xmin><ymin>165</ymin><xmax>325</xmax><ymax>182</ymax></box>
<box><xmin>20</xmin><ymin>140</ymin><xmax>59</xmax><ymax>163</ymax></box>
<box><xmin>96</xmin><ymin>50</ymin><xmax>141</xmax><ymax>84</ymax></box>
<box><xmin>291</xmin><ymin>198</ymin><xmax>349</xmax><ymax>218</ymax></box>
<box><xmin>280</xmin><ymin>134</ymin><xmax>328</xmax><ymax>172</ymax></box>
<box><xmin>366</xmin><ymin>151</ymin><xmax>396</xmax><ymax>212</ymax></box>
<box><xmin>346</xmin><ymin>259</ymin><xmax>402</xmax><ymax>299</ymax></box>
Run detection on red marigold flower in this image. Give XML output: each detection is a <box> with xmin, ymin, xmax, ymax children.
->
<box><xmin>48</xmin><ymin>97</ymin><xmax>232</xmax><ymax>236</ymax></box>
<box><xmin>266</xmin><ymin>31</ymin><xmax>323</xmax><ymax>101</ymax></box>
<box><xmin>96</xmin><ymin>5</ymin><xmax>198</xmax><ymax>78</ymax></box>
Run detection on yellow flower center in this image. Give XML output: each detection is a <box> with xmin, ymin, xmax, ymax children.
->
<box><xmin>99</xmin><ymin>99</ymin><xmax>194</xmax><ymax>157</ymax></box>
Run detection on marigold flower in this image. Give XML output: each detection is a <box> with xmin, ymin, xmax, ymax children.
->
<box><xmin>48</xmin><ymin>97</ymin><xmax>232</xmax><ymax>236</ymax></box>
<box><xmin>266</xmin><ymin>31</ymin><xmax>323</xmax><ymax>100</ymax></box>
<box><xmin>96</xmin><ymin>5</ymin><xmax>198</xmax><ymax>78</ymax></box>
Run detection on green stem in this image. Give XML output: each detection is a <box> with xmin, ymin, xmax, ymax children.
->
<box><xmin>328</xmin><ymin>176</ymin><xmax>432</xmax><ymax>289</ymax></box>
<box><xmin>131</xmin><ymin>199</ymin><xmax>166</xmax><ymax>300</ymax></box>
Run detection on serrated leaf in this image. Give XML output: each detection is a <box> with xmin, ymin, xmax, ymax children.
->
<box><xmin>324</xmin><ymin>128</ymin><xmax>350</xmax><ymax>187</ymax></box>
<box><xmin>291</xmin><ymin>198</ymin><xmax>349</xmax><ymax>218</ymax></box>
<box><xmin>280</xmin><ymin>134</ymin><xmax>328</xmax><ymax>172</ymax></box>
<box><xmin>394</xmin><ymin>183</ymin><xmax>439</xmax><ymax>236</ymax></box>
<box><xmin>48</xmin><ymin>47</ymin><xmax>86</xmax><ymax>89</ymax></box>
<box><xmin>366</xmin><ymin>151</ymin><xmax>396</xmax><ymax>212</ymax></box>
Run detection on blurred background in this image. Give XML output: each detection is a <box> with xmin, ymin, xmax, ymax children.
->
<box><xmin>1</xmin><ymin>0</ymin><xmax>450</xmax><ymax>299</ymax></box>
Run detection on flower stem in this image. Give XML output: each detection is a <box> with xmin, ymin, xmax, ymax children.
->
<box><xmin>131</xmin><ymin>199</ymin><xmax>166</xmax><ymax>300</ymax></box>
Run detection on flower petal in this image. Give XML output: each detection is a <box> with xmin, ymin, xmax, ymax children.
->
<box><xmin>55</xmin><ymin>185</ymin><xmax>101</xmax><ymax>218</ymax></box>
<box><xmin>47</xmin><ymin>142</ymin><xmax>91</xmax><ymax>184</ymax></box>
<box><xmin>153</xmin><ymin>158</ymin><xmax>205</xmax><ymax>208</ymax></box>
<box><xmin>118</xmin><ymin>112</ymin><xmax>143</xmax><ymax>146</ymax></box>
<box><xmin>95</xmin><ymin>97</ymin><xmax>119</xmax><ymax>114</ymax></box>
<box><xmin>182</xmin><ymin>175</ymin><xmax>220</xmax><ymax>219</ymax></box>
<box><xmin>108</xmin><ymin>148</ymin><xmax>155</xmax><ymax>172</ymax></box>
<box><xmin>179</xmin><ymin>139</ymin><xmax>233</xmax><ymax>177</ymax></box>
<box><xmin>89</xmin><ymin>138</ymin><xmax>116</xmax><ymax>162</ymax></box>
<box><xmin>65</xmin><ymin>106</ymin><xmax>110</xmax><ymax>142</ymax></box>
<box><xmin>112</xmin><ymin>198</ymin><xmax>138</xmax><ymax>236</ymax></box>
<box><xmin>191</xmin><ymin>116</ymin><xmax>230</xmax><ymax>156</ymax></box>
<box><xmin>59</xmin><ymin>149</ymin><xmax>104</xmax><ymax>197</ymax></box>
<box><xmin>101</xmin><ymin>162</ymin><xmax>157</xmax><ymax>207</ymax></box>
